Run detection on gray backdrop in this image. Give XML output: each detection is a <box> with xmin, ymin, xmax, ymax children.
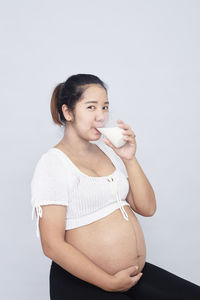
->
<box><xmin>1</xmin><ymin>0</ymin><xmax>199</xmax><ymax>299</ymax></box>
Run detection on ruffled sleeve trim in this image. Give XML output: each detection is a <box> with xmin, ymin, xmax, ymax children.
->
<box><xmin>31</xmin><ymin>199</ymin><xmax>43</xmax><ymax>238</ymax></box>
<box><xmin>31</xmin><ymin>198</ymin><xmax>69</xmax><ymax>238</ymax></box>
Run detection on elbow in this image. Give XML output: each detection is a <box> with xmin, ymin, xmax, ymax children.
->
<box><xmin>42</xmin><ymin>242</ymin><xmax>54</xmax><ymax>258</ymax></box>
<box><xmin>43</xmin><ymin>250</ymin><xmax>51</xmax><ymax>259</ymax></box>
<box><xmin>43</xmin><ymin>246</ymin><xmax>53</xmax><ymax>258</ymax></box>
<box><xmin>43</xmin><ymin>242</ymin><xmax>62</xmax><ymax>259</ymax></box>
<box><xmin>139</xmin><ymin>195</ymin><xmax>157</xmax><ymax>217</ymax></box>
<box><xmin>148</xmin><ymin>202</ymin><xmax>157</xmax><ymax>217</ymax></box>
<box><xmin>148</xmin><ymin>208</ymin><xmax>156</xmax><ymax>217</ymax></box>
<box><xmin>148</xmin><ymin>192</ymin><xmax>157</xmax><ymax>216</ymax></box>
<box><xmin>137</xmin><ymin>205</ymin><xmax>157</xmax><ymax>217</ymax></box>
<box><xmin>42</xmin><ymin>239</ymin><xmax>66</xmax><ymax>259</ymax></box>
<box><xmin>143</xmin><ymin>195</ymin><xmax>157</xmax><ymax>217</ymax></box>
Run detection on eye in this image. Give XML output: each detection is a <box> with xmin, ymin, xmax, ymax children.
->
<box><xmin>87</xmin><ymin>106</ymin><xmax>95</xmax><ymax>109</ymax></box>
<box><xmin>87</xmin><ymin>106</ymin><xmax>109</xmax><ymax>110</ymax></box>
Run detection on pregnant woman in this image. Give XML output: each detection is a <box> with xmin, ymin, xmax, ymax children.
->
<box><xmin>31</xmin><ymin>74</ymin><xmax>200</xmax><ymax>299</ymax></box>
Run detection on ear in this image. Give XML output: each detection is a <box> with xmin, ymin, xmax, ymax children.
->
<box><xmin>62</xmin><ymin>104</ymin><xmax>74</xmax><ymax>121</ymax></box>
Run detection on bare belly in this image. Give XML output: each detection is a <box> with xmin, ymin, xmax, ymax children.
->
<box><xmin>64</xmin><ymin>205</ymin><xmax>146</xmax><ymax>275</ymax></box>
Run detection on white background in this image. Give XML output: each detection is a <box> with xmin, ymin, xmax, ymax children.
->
<box><xmin>0</xmin><ymin>0</ymin><xmax>199</xmax><ymax>299</ymax></box>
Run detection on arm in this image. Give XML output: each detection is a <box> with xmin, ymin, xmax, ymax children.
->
<box><xmin>39</xmin><ymin>205</ymin><xmax>113</xmax><ymax>292</ymax></box>
<box><xmin>45</xmin><ymin>240</ymin><xmax>113</xmax><ymax>291</ymax></box>
<box><xmin>123</xmin><ymin>156</ymin><xmax>157</xmax><ymax>217</ymax></box>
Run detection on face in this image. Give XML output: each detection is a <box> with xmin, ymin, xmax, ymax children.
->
<box><xmin>66</xmin><ymin>84</ymin><xmax>109</xmax><ymax>141</ymax></box>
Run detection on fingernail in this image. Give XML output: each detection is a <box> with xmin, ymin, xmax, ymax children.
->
<box><xmin>141</xmin><ymin>273</ymin><xmax>143</xmax><ymax>276</ymax></box>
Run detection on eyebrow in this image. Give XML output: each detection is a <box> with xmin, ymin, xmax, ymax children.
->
<box><xmin>84</xmin><ymin>101</ymin><xmax>109</xmax><ymax>104</ymax></box>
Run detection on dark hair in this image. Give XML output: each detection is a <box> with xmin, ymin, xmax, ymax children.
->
<box><xmin>50</xmin><ymin>74</ymin><xmax>108</xmax><ymax>127</ymax></box>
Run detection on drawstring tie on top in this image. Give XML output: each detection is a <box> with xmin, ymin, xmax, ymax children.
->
<box><xmin>107</xmin><ymin>176</ymin><xmax>129</xmax><ymax>221</ymax></box>
<box><xmin>32</xmin><ymin>201</ymin><xmax>42</xmax><ymax>238</ymax></box>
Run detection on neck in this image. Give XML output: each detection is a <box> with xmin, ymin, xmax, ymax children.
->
<box><xmin>59</xmin><ymin>127</ymin><xmax>96</xmax><ymax>156</ymax></box>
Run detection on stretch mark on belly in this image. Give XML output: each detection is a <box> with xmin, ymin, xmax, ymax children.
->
<box><xmin>131</xmin><ymin>222</ymin><xmax>140</xmax><ymax>257</ymax></box>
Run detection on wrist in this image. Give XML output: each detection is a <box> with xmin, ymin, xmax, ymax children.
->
<box><xmin>122</xmin><ymin>156</ymin><xmax>137</xmax><ymax>165</ymax></box>
<box><xmin>108</xmin><ymin>275</ymin><xmax>117</xmax><ymax>292</ymax></box>
<box><xmin>102</xmin><ymin>275</ymin><xmax>116</xmax><ymax>292</ymax></box>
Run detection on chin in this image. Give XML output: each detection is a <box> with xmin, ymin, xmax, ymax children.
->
<box><xmin>89</xmin><ymin>135</ymin><xmax>101</xmax><ymax>142</ymax></box>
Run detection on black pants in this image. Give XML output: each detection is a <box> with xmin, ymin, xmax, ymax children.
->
<box><xmin>49</xmin><ymin>260</ymin><xmax>200</xmax><ymax>299</ymax></box>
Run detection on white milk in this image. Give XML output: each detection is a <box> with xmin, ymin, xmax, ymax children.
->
<box><xmin>96</xmin><ymin>127</ymin><xmax>127</xmax><ymax>148</ymax></box>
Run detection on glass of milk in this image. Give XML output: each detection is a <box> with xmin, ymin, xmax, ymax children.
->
<box><xmin>96</xmin><ymin>113</ymin><xmax>127</xmax><ymax>148</ymax></box>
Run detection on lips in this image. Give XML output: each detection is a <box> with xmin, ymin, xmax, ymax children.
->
<box><xmin>93</xmin><ymin>128</ymin><xmax>101</xmax><ymax>133</ymax></box>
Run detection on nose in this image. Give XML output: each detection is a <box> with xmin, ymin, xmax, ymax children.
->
<box><xmin>95</xmin><ymin>108</ymin><xmax>107</xmax><ymax>121</ymax></box>
<box><xmin>95</xmin><ymin>110</ymin><xmax>108</xmax><ymax>127</ymax></box>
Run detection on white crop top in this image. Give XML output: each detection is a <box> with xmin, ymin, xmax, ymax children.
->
<box><xmin>31</xmin><ymin>137</ymin><xmax>132</xmax><ymax>238</ymax></box>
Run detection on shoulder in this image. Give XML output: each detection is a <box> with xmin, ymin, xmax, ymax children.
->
<box><xmin>31</xmin><ymin>148</ymin><xmax>77</xmax><ymax>184</ymax></box>
<box><xmin>32</xmin><ymin>149</ymin><xmax>64</xmax><ymax>175</ymax></box>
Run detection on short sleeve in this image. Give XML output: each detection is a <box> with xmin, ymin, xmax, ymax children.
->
<box><xmin>30</xmin><ymin>151</ymin><xmax>73</xmax><ymax>238</ymax></box>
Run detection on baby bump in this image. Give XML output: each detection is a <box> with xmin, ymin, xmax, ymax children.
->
<box><xmin>65</xmin><ymin>206</ymin><xmax>146</xmax><ymax>275</ymax></box>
